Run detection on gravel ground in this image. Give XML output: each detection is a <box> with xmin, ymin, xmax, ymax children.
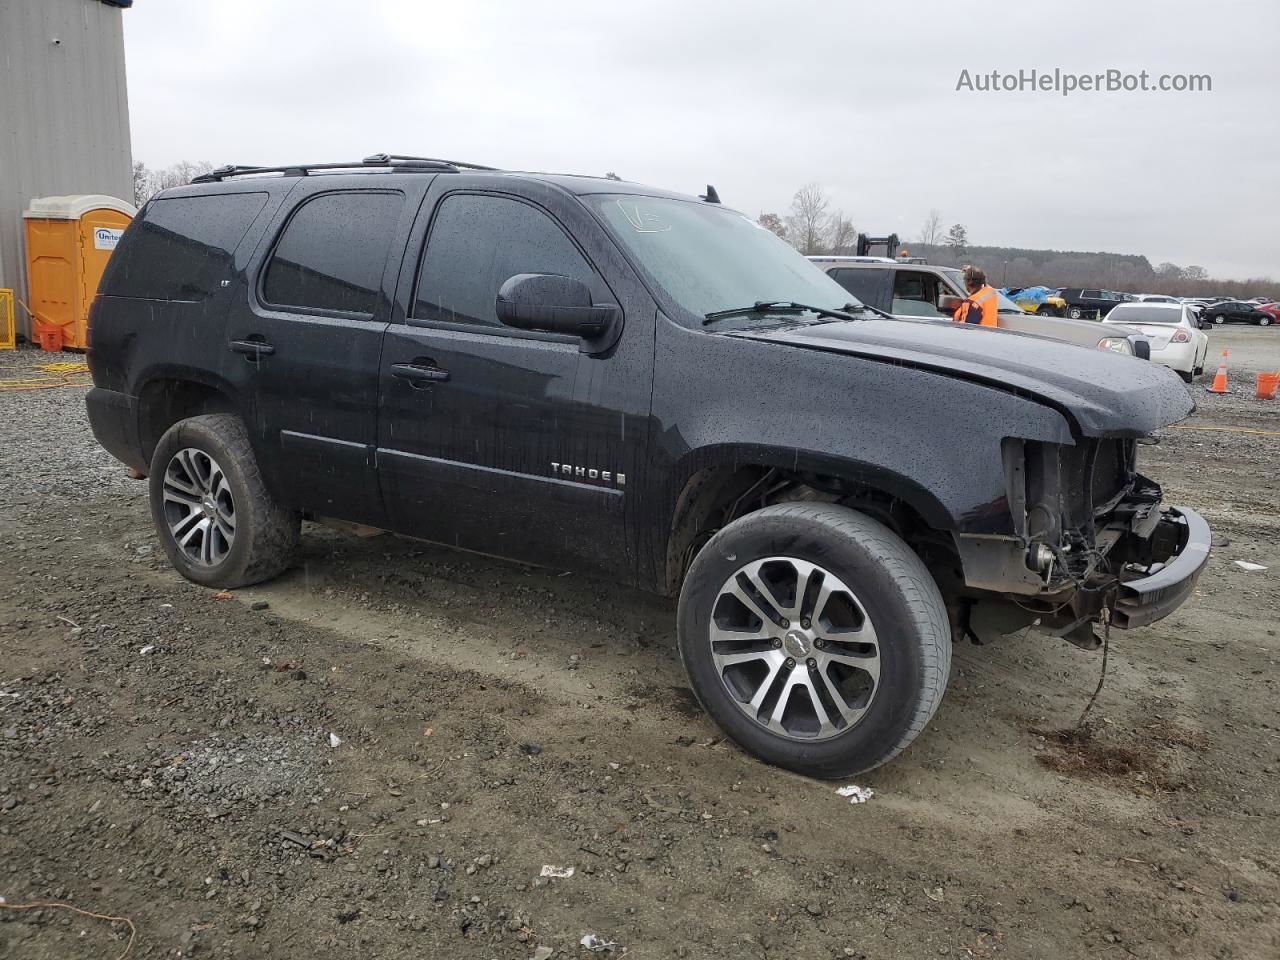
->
<box><xmin>1</xmin><ymin>332</ymin><xmax>1278</xmax><ymax>960</ymax></box>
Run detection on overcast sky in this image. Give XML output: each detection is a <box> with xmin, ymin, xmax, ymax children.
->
<box><xmin>124</xmin><ymin>0</ymin><xmax>1278</xmax><ymax>281</ymax></box>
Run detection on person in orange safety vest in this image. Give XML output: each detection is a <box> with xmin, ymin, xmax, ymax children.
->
<box><xmin>953</xmin><ymin>265</ymin><xmax>998</xmax><ymax>327</ymax></box>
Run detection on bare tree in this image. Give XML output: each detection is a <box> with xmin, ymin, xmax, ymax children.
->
<box><xmin>919</xmin><ymin>208</ymin><xmax>944</xmax><ymax>247</ymax></box>
<box><xmin>1183</xmin><ymin>265</ymin><xmax>1208</xmax><ymax>282</ymax></box>
<box><xmin>134</xmin><ymin>160</ymin><xmax>218</xmax><ymax>204</ymax></box>
<box><xmin>132</xmin><ymin>161</ymin><xmax>150</xmax><ymax>207</ymax></box>
<box><xmin>785</xmin><ymin>183</ymin><xmax>831</xmax><ymax>255</ymax></box>
<box><xmin>604</xmin><ymin>171</ymin><xmax>623</xmax><ymax>181</ymax></box>
<box><xmin>757</xmin><ymin>212</ymin><xmax>788</xmax><ymax>239</ymax></box>
<box><xmin>827</xmin><ymin>212</ymin><xmax>857</xmax><ymax>255</ymax></box>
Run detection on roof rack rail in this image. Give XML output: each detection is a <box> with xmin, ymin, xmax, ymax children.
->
<box><xmin>362</xmin><ymin>153</ymin><xmax>498</xmax><ymax>171</ymax></box>
<box><xmin>192</xmin><ymin>155</ymin><xmax>469</xmax><ymax>184</ymax></box>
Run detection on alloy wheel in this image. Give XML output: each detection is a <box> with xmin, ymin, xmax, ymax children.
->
<box><xmin>161</xmin><ymin>448</ymin><xmax>236</xmax><ymax>566</ymax></box>
<box><xmin>708</xmin><ymin>557</ymin><xmax>880</xmax><ymax>741</ymax></box>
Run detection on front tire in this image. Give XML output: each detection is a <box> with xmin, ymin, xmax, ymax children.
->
<box><xmin>677</xmin><ymin>503</ymin><xmax>951</xmax><ymax>779</ymax></box>
<box><xmin>149</xmin><ymin>414</ymin><xmax>300</xmax><ymax>589</ymax></box>
<box><xmin>1213</xmin><ymin>315</ymin><xmax>1225</xmax><ymax>325</ymax></box>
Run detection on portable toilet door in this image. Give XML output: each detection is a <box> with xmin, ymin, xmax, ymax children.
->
<box><xmin>23</xmin><ymin>195</ymin><xmax>136</xmax><ymax>350</ymax></box>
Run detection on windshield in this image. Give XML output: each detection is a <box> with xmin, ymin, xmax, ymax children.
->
<box><xmin>940</xmin><ymin>268</ymin><xmax>1025</xmax><ymax>313</ymax></box>
<box><xmin>1108</xmin><ymin>305</ymin><xmax>1184</xmax><ymax>324</ymax></box>
<box><xmin>585</xmin><ymin>195</ymin><xmax>860</xmax><ymax>325</ymax></box>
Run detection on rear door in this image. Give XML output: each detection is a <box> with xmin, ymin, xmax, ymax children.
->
<box><xmin>223</xmin><ymin>180</ymin><xmax>425</xmax><ymax>525</ymax></box>
<box><xmin>376</xmin><ymin>178</ymin><xmax>656</xmax><ymax>580</ymax></box>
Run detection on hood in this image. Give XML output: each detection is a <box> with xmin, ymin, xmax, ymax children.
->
<box><xmin>728</xmin><ymin>318</ymin><xmax>1194</xmax><ymax>438</ymax></box>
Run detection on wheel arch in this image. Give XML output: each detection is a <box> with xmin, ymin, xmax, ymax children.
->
<box><xmin>135</xmin><ymin>368</ymin><xmax>241</xmax><ymax>470</ymax></box>
<box><xmin>658</xmin><ymin>445</ymin><xmax>955</xmax><ymax>597</ymax></box>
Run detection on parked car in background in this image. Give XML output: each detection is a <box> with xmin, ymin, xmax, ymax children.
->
<box><xmin>1004</xmin><ymin>286</ymin><xmax>1067</xmax><ymax>316</ymax></box>
<box><xmin>1257</xmin><ymin>302</ymin><xmax>1280</xmax><ymax>323</ymax></box>
<box><xmin>1135</xmin><ymin>294</ymin><xmax>1180</xmax><ymax>303</ymax></box>
<box><xmin>808</xmin><ymin>259</ymin><xmax>1150</xmax><ymax>357</ymax></box>
<box><xmin>1102</xmin><ymin>302</ymin><xmax>1208</xmax><ymax>382</ymax></box>
<box><xmin>1201</xmin><ymin>300</ymin><xmax>1274</xmax><ymax>326</ymax></box>
<box><xmin>1057</xmin><ymin>288</ymin><xmax>1126</xmax><ymax>319</ymax></box>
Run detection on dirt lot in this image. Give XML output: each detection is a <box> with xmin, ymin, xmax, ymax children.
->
<box><xmin>1</xmin><ymin>328</ymin><xmax>1278</xmax><ymax>960</ymax></box>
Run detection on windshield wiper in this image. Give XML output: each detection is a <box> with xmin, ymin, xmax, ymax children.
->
<box><xmin>702</xmin><ymin>301</ymin><xmax>863</xmax><ymax>326</ymax></box>
<box><xmin>839</xmin><ymin>302</ymin><xmax>895</xmax><ymax>321</ymax></box>
<box><xmin>703</xmin><ymin>301</ymin><xmax>806</xmax><ymax>325</ymax></box>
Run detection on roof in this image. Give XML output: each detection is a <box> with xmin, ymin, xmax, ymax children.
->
<box><xmin>807</xmin><ymin>255</ymin><xmax>900</xmax><ymax>265</ymax></box>
<box><xmin>183</xmin><ymin>156</ymin><xmax>709</xmax><ymax>204</ymax></box>
<box><xmin>808</xmin><ymin>256</ymin><xmax>958</xmax><ymax>271</ymax></box>
<box><xmin>24</xmin><ymin>194</ymin><xmax>138</xmax><ymax>219</ymax></box>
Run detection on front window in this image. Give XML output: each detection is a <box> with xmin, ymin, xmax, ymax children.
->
<box><xmin>585</xmin><ymin>195</ymin><xmax>858</xmax><ymax>325</ymax></box>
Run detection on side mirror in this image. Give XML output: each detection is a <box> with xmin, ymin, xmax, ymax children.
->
<box><xmin>1133</xmin><ymin>338</ymin><xmax>1151</xmax><ymax>360</ymax></box>
<box><xmin>496</xmin><ymin>273</ymin><xmax>619</xmax><ymax>341</ymax></box>
<box><xmin>938</xmin><ymin>294</ymin><xmax>963</xmax><ymax>313</ymax></box>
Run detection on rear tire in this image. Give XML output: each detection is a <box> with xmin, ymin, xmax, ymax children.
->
<box><xmin>1179</xmin><ymin>369</ymin><xmax>1194</xmax><ymax>383</ymax></box>
<box><xmin>677</xmin><ymin>503</ymin><xmax>951</xmax><ymax>779</ymax></box>
<box><xmin>1259</xmin><ymin>316</ymin><xmax>1272</xmax><ymax>326</ymax></box>
<box><xmin>1067</xmin><ymin>307</ymin><xmax>1083</xmax><ymax>319</ymax></box>
<box><xmin>148</xmin><ymin>414</ymin><xmax>300</xmax><ymax>589</ymax></box>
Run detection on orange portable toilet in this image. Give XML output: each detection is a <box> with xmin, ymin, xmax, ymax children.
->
<box><xmin>23</xmin><ymin>195</ymin><xmax>136</xmax><ymax>350</ymax></box>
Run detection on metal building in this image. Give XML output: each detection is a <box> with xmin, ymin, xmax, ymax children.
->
<box><xmin>0</xmin><ymin>0</ymin><xmax>133</xmax><ymax>338</ymax></box>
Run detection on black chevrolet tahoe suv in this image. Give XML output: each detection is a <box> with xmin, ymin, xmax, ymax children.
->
<box><xmin>86</xmin><ymin>155</ymin><xmax>1211</xmax><ymax>778</ymax></box>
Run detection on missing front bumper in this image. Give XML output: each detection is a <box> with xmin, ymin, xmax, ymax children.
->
<box><xmin>1111</xmin><ymin>506</ymin><xmax>1211</xmax><ymax>628</ymax></box>
<box><xmin>958</xmin><ymin>505</ymin><xmax>1211</xmax><ymax>645</ymax></box>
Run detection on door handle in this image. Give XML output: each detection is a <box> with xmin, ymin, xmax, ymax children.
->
<box><xmin>229</xmin><ymin>338</ymin><xmax>275</xmax><ymax>358</ymax></box>
<box><xmin>390</xmin><ymin>362</ymin><xmax>450</xmax><ymax>384</ymax></box>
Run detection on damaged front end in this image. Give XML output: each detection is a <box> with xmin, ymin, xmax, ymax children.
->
<box><xmin>953</xmin><ymin>437</ymin><xmax>1211</xmax><ymax>648</ymax></box>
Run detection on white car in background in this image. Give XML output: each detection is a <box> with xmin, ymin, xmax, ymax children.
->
<box><xmin>1102</xmin><ymin>302</ymin><xmax>1208</xmax><ymax>382</ymax></box>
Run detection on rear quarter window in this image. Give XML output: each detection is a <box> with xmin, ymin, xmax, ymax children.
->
<box><xmin>828</xmin><ymin>268</ymin><xmax>890</xmax><ymax>310</ymax></box>
<box><xmin>101</xmin><ymin>193</ymin><xmax>268</xmax><ymax>301</ymax></box>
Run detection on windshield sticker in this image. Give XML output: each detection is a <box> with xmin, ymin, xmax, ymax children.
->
<box><xmin>615</xmin><ymin>200</ymin><xmax>671</xmax><ymax>234</ymax></box>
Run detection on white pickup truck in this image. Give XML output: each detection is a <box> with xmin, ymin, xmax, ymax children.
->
<box><xmin>808</xmin><ymin>257</ymin><xmax>1150</xmax><ymax>359</ymax></box>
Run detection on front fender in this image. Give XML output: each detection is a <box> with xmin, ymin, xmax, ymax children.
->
<box><xmin>638</xmin><ymin>323</ymin><xmax>1077</xmax><ymax>590</ymax></box>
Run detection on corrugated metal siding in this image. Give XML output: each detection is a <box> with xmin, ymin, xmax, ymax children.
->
<box><xmin>0</xmin><ymin>0</ymin><xmax>133</xmax><ymax>337</ymax></box>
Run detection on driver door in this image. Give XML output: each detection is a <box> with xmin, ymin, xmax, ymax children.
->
<box><xmin>376</xmin><ymin>179</ymin><xmax>655</xmax><ymax>580</ymax></box>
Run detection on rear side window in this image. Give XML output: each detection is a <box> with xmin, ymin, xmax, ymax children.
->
<box><xmin>262</xmin><ymin>192</ymin><xmax>403</xmax><ymax>316</ymax></box>
<box><xmin>828</xmin><ymin>268</ymin><xmax>890</xmax><ymax>310</ymax></box>
<box><xmin>413</xmin><ymin>193</ymin><xmax>598</xmax><ymax>328</ymax></box>
<box><xmin>103</xmin><ymin>193</ymin><xmax>267</xmax><ymax>301</ymax></box>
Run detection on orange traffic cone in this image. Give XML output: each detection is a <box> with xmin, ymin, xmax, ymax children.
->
<box><xmin>1206</xmin><ymin>350</ymin><xmax>1229</xmax><ymax>394</ymax></box>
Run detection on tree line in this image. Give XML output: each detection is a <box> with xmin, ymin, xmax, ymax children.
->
<box><xmin>759</xmin><ymin>183</ymin><xmax>1279</xmax><ymax>299</ymax></box>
